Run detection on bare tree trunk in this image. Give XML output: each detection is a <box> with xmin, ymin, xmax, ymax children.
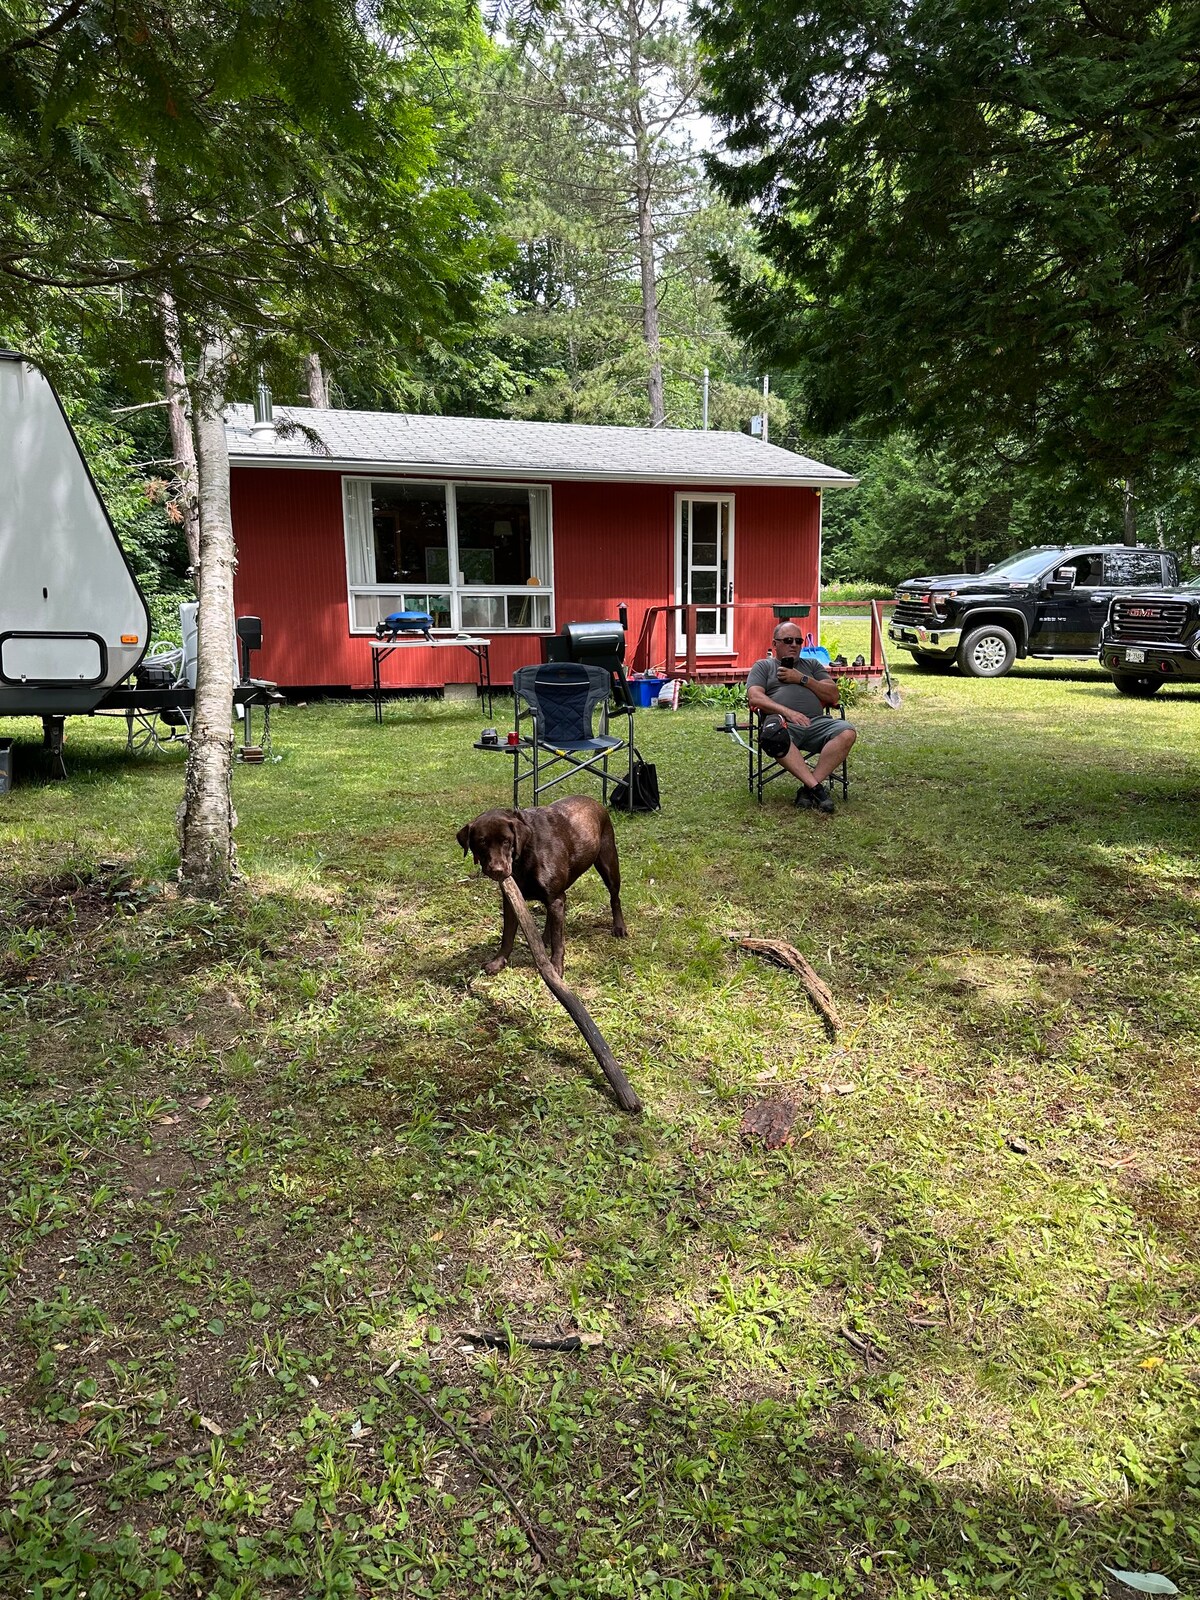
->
<box><xmin>628</xmin><ymin>0</ymin><xmax>664</xmax><ymax>427</ymax></box>
<box><xmin>158</xmin><ymin>289</ymin><xmax>202</xmax><ymax>585</ymax></box>
<box><xmin>304</xmin><ymin>351</ymin><xmax>330</xmax><ymax>409</ymax></box>
<box><xmin>1124</xmin><ymin>476</ymin><xmax>1137</xmax><ymax>545</ymax></box>
<box><xmin>178</xmin><ymin>338</ymin><xmax>238</xmax><ymax>896</ymax></box>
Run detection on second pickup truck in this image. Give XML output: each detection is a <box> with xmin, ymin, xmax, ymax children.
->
<box><xmin>889</xmin><ymin>544</ymin><xmax>1180</xmax><ymax>677</ymax></box>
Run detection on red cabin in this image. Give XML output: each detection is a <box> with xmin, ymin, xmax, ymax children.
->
<box><xmin>225</xmin><ymin>406</ymin><xmax>856</xmax><ymax>692</ymax></box>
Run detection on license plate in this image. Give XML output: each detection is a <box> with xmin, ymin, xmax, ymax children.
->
<box><xmin>1125</xmin><ymin>648</ymin><xmax>1145</xmax><ymax>664</ymax></box>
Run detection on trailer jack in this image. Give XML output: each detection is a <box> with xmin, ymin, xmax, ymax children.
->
<box><xmin>41</xmin><ymin>715</ymin><xmax>67</xmax><ymax>780</ymax></box>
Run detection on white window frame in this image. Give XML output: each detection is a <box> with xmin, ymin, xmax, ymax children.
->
<box><xmin>343</xmin><ymin>475</ymin><xmax>555</xmax><ymax>635</ymax></box>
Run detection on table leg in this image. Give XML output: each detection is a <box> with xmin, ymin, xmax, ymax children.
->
<box><xmin>373</xmin><ymin>649</ymin><xmax>382</xmax><ymax>724</ymax></box>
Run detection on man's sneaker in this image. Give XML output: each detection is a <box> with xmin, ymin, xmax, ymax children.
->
<box><xmin>796</xmin><ymin>782</ymin><xmax>835</xmax><ymax>814</ymax></box>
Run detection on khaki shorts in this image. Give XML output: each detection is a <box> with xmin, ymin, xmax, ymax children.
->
<box><xmin>790</xmin><ymin>715</ymin><xmax>853</xmax><ymax>755</ymax></box>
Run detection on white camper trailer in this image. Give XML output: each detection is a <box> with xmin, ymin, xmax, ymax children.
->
<box><xmin>0</xmin><ymin>350</ymin><xmax>150</xmax><ymax>719</ymax></box>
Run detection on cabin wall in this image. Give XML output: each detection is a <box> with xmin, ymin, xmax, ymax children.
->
<box><xmin>230</xmin><ymin>466</ymin><xmax>822</xmax><ymax>690</ymax></box>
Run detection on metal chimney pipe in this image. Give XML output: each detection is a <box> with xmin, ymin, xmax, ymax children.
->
<box><xmin>251</xmin><ymin>369</ymin><xmax>276</xmax><ymax>439</ymax></box>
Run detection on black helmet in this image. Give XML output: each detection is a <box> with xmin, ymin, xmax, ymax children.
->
<box><xmin>758</xmin><ymin>714</ymin><xmax>792</xmax><ymax>759</ymax></box>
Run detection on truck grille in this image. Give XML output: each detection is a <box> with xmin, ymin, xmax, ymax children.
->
<box><xmin>1109</xmin><ymin>598</ymin><xmax>1192</xmax><ymax>643</ymax></box>
<box><xmin>893</xmin><ymin>595</ymin><xmax>936</xmax><ymax>625</ymax></box>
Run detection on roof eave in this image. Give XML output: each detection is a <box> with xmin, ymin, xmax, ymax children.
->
<box><xmin>225</xmin><ymin>452</ymin><xmax>858</xmax><ymax>489</ymax></box>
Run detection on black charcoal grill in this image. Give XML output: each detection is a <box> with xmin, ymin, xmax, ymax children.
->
<box><xmin>542</xmin><ymin>615</ymin><xmax>634</xmax><ymax>708</ymax></box>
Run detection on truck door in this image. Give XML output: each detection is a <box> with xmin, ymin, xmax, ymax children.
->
<box><xmin>1036</xmin><ymin>552</ymin><xmax>1103</xmax><ymax>652</ymax></box>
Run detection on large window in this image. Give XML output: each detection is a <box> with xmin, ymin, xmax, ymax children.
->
<box><xmin>344</xmin><ymin>479</ymin><xmax>552</xmax><ymax>634</ymax></box>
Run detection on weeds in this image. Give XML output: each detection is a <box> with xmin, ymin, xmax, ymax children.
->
<box><xmin>2</xmin><ymin>679</ymin><xmax>1200</xmax><ymax>1597</ymax></box>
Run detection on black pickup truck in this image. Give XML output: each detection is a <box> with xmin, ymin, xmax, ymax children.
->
<box><xmin>1099</xmin><ymin>581</ymin><xmax>1200</xmax><ymax>695</ymax></box>
<box><xmin>889</xmin><ymin>544</ymin><xmax>1180</xmax><ymax>677</ymax></box>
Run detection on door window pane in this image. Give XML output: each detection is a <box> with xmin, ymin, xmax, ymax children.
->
<box><xmin>691</xmin><ymin>501</ymin><xmax>719</xmax><ymax>566</ymax></box>
<box><xmin>696</xmin><ymin>610</ymin><xmax>718</xmax><ymax>635</ymax></box>
<box><xmin>691</xmin><ymin>571</ymin><xmax>718</xmax><ymax>604</ymax></box>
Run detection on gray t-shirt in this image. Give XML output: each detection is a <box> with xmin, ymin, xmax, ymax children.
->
<box><xmin>746</xmin><ymin>656</ymin><xmax>830</xmax><ymax>721</ymax></box>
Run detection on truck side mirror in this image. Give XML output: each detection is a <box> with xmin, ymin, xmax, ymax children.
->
<box><xmin>1047</xmin><ymin>567</ymin><xmax>1076</xmax><ymax>592</ymax></box>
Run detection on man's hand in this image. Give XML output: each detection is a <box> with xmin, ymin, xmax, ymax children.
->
<box><xmin>785</xmin><ymin>710</ymin><xmax>811</xmax><ymax>728</ymax></box>
<box><xmin>777</xmin><ymin>666</ymin><xmax>811</xmax><ymax>686</ymax></box>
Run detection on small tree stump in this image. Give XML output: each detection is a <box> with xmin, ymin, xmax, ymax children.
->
<box><xmin>740</xmin><ymin>1097</ymin><xmax>798</xmax><ymax>1149</ymax></box>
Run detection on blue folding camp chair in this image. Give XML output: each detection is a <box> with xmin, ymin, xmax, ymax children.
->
<box><xmin>510</xmin><ymin>662</ymin><xmax>634</xmax><ymax>807</ymax></box>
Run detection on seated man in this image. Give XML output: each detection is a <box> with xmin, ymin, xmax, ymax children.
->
<box><xmin>746</xmin><ymin>623</ymin><xmax>857</xmax><ymax>813</ymax></box>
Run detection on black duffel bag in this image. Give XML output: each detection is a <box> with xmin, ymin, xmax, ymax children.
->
<box><xmin>611</xmin><ymin>749</ymin><xmax>660</xmax><ymax>812</ymax></box>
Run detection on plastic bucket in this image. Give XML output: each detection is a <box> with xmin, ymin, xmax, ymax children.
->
<box><xmin>631</xmin><ymin>677</ymin><xmax>666</xmax><ymax>707</ymax></box>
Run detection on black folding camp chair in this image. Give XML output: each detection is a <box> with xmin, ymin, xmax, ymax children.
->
<box><xmin>722</xmin><ymin>703</ymin><xmax>851</xmax><ymax>804</ymax></box>
<box><xmin>511</xmin><ymin>662</ymin><xmax>634</xmax><ymax>807</ymax></box>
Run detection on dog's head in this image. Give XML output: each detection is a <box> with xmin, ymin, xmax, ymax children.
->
<box><xmin>456</xmin><ymin>809</ymin><xmax>532</xmax><ymax>882</ymax></box>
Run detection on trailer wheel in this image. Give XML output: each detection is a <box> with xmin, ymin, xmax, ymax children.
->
<box><xmin>1112</xmin><ymin>673</ymin><xmax>1164</xmax><ymax>697</ymax></box>
<box><xmin>958</xmin><ymin>624</ymin><xmax>1017</xmax><ymax>678</ymax></box>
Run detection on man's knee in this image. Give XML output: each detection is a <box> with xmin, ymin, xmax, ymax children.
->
<box><xmin>840</xmin><ymin>726</ymin><xmax>857</xmax><ymax>750</ymax></box>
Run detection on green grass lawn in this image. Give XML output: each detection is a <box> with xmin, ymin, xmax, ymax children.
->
<box><xmin>2</xmin><ymin>664</ymin><xmax>1199</xmax><ymax>1599</ymax></box>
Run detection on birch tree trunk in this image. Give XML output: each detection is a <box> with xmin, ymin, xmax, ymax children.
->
<box><xmin>1123</xmin><ymin>476</ymin><xmax>1137</xmax><ymax>545</ymax></box>
<box><xmin>627</xmin><ymin>0</ymin><xmax>665</xmax><ymax>428</ymax></box>
<box><xmin>178</xmin><ymin>338</ymin><xmax>238</xmax><ymax>895</ymax></box>
<box><xmin>159</xmin><ymin>287</ymin><xmax>202</xmax><ymax>583</ymax></box>
<box><xmin>304</xmin><ymin>352</ymin><xmax>331</xmax><ymax>408</ymax></box>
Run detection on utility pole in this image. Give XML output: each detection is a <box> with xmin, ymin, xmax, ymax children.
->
<box><xmin>762</xmin><ymin>375</ymin><xmax>769</xmax><ymax>444</ymax></box>
<box><xmin>702</xmin><ymin>367</ymin><xmax>709</xmax><ymax>430</ymax></box>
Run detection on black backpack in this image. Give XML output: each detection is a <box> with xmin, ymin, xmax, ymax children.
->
<box><xmin>611</xmin><ymin>749</ymin><xmax>660</xmax><ymax>812</ymax></box>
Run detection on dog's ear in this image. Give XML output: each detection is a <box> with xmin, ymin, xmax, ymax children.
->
<box><xmin>509</xmin><ymin>809</ymin><xmax>532</xmax><ymax>856</ymax></box>
<box><xmin>456</xmin><ymin>823</ymin><xmax>471</xmax><ymax>856</ymax></box>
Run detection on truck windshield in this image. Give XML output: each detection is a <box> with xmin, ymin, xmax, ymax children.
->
<box><xmin>982</xmin><ymin>547</ymin><xmax>1063</xmax><ymax>581</ymax></box>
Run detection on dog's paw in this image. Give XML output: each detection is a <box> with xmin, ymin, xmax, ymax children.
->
<box><xmin>483</xmin><ymin>956</ymin><xmax>508</xmax><ymax>976</ymax></box>
<box><xmin>612</xmin><ymin>922</ymin><xmax>629</xmax><ymax>939</ymax></box>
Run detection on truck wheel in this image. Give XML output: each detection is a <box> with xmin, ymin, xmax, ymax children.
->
<box><xmin>1112</xmin><ymin>674</ymin><xmax>1164</xmax><ymax>697</ymax></box>
<box><xmin>911</xmin><ymin>651</ymin><xmax>953</xmax><ymax>672</ymax></box>
<box><xmin>958</xmin><ymin>625</ymin><xmax>1017</xmax><ymax>678</ymax></box>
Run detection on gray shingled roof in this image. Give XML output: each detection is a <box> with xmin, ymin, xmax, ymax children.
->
<box><xmin>224</xmin><ymin>405</ymin><xmax>855</xmax><ymax>488</ymax></box>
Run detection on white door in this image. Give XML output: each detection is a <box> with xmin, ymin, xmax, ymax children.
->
<box><xmin>675</xmin><ymin>494</ymin><xmax>734</xmax><ymax>654</ymax></box>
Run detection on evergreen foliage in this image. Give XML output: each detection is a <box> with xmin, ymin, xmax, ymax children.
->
<box><xmin>698</xmin><ymin>0</ymin><xmax>1200</xmax><ymax>518</ymax></box>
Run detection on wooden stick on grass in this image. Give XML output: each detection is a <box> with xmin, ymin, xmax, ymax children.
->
<box><xmin>499</xmin><ymin>876</ymin><xmax>641</xmax><ymax>1114</ymax></box>
<box><xmin>736</xmin><ymin>936</ymin><xmax>842</xmax><ymax>1037</ymax></box>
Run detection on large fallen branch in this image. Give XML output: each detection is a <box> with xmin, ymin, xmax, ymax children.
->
<box><xmin>735</xmin><ymin>936</ymin><xmax>842</xmax><ymax>1037</ymax></box>
<box><xmin>500</xmin><ymin>876</ymin><xmax>641</xmax><ymax>1114</ymax></box>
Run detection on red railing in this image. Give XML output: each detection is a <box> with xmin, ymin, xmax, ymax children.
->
<box><xmin>630</xmin><ymin>598</ymin><xmax>891</xmax><ymax>680</ymax></box>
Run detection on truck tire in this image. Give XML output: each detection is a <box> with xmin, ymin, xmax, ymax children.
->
<box><xmin>910</xmin><ymin>651</ymin><xmax>953</xmax><ymax>672</ymax></box>
<box><xmin>958</xmin><ymin>624</ymin><xmax>1017</xmax><ymax>678</ymax></box>
<box><xmin>1112</xmin><ymin>673</ymin><xmax>1164</xmax><ymax>697</ymax></box>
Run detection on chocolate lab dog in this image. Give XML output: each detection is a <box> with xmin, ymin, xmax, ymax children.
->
<box><xmin>457</xmin><ymin>796</ymin><xmax>627</xmax><ymax>977</ymax></box>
